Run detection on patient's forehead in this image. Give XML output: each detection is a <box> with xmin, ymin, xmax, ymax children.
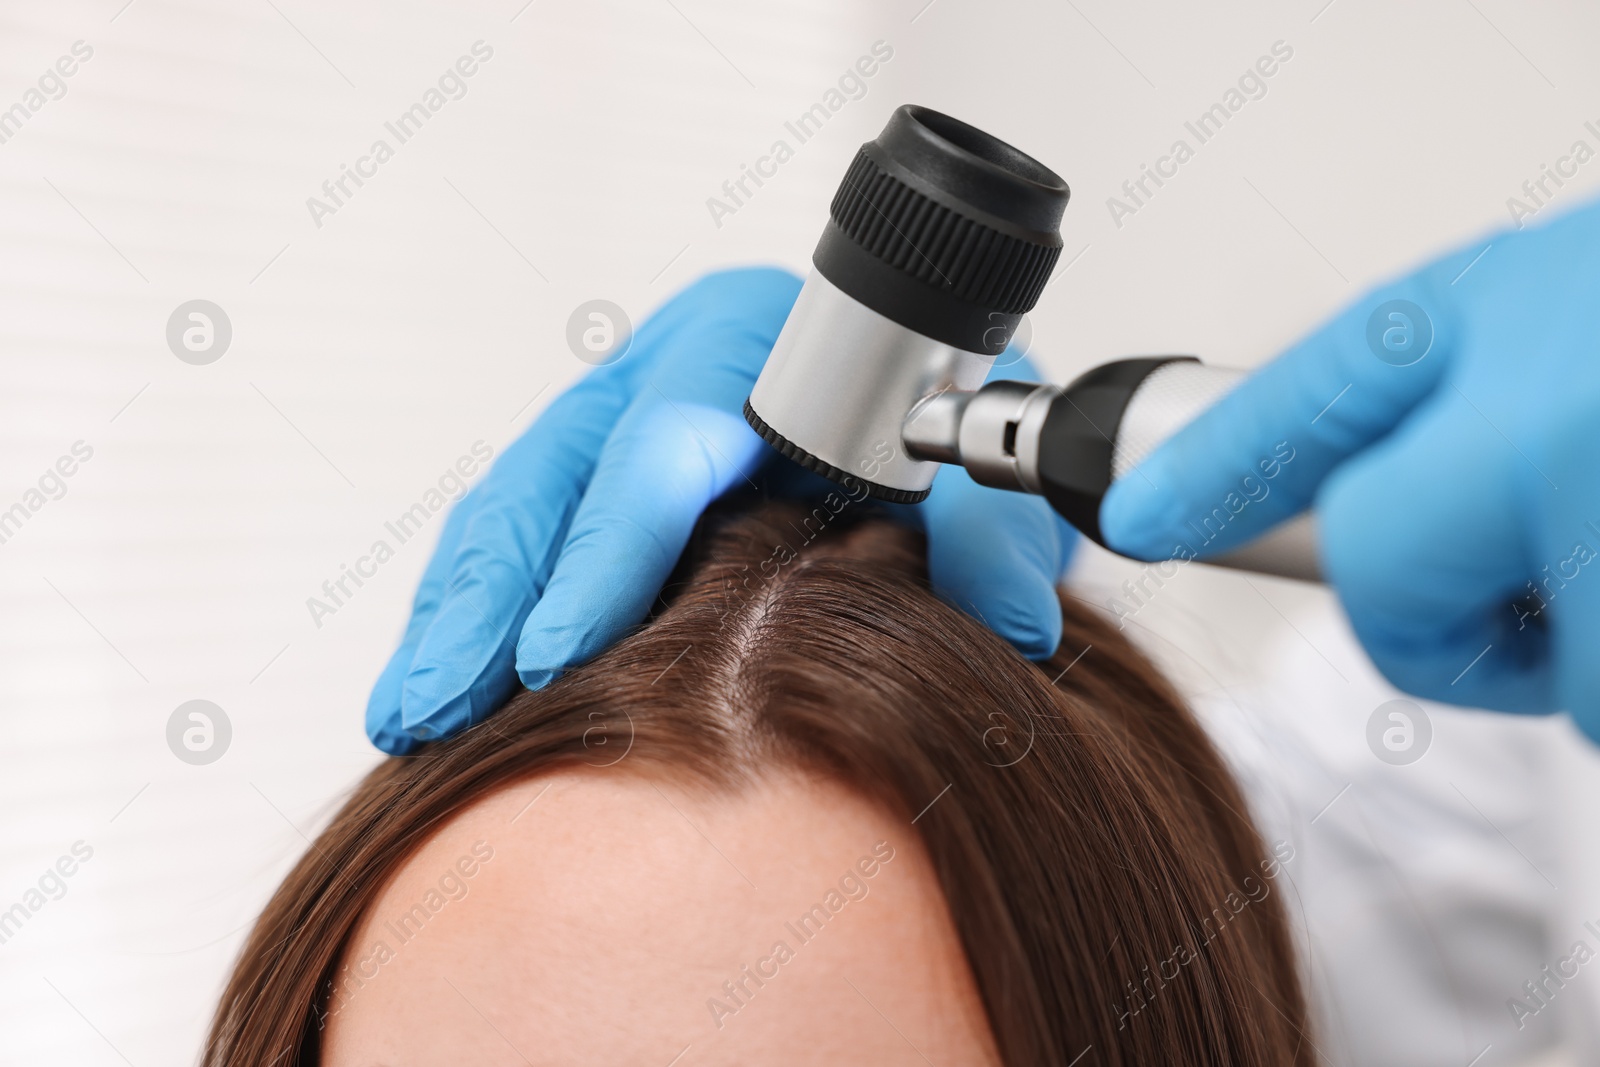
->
<box><xmin>321</xmin><ymin>765</ymin><xmax>999</xmax><ymax>1066</ymax></box>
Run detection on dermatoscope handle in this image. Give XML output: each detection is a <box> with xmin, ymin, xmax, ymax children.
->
<box><xmin>901</xmin><ymin>357</ymin><xmax>1323</xmax><ymax>583</ymax></box>
<box><xmin>1034</xmin><ymin>357</ymin><xmax>1322</xmax><ymax>582</ymax></box>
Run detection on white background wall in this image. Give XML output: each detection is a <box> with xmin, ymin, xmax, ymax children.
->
<box><xmin>2</xmin><ymin>0</ymin><xmax>1598</xmax><ymax>1064</ymax></box>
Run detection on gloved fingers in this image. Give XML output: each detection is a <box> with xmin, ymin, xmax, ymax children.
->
<box><xmin>514</xmin><ymin>268</ymin><xmax>802</xmax><ymax>686</ymax></box>
<box><xmin>365</xmin><ymin>480</ymin><xmax>491</xmax><ymax>753</ymax></box>
<box><xmin>922</xmin><ymin>463</ymin><xmax>1076</xmax><ymax>659</ymax></box>
<box><xmin>514</xmin><ymin>397</ymin><xmax>769</xmax><ymax>686</ymax></box>
<box><xmin>372</xmin><ymin>267</ymin><xmax>803</xmax><ymax>749</ymax></box>
<box><xmin>1316</xmin><ymin>389</ymin><xmax>1554</xmax><ymax>715</ymax></box>
<box><xmin>1099</xmin><ymin>272</ymin><xmax>1457</xmax><ymax>562</ymax></box>
<box><xmin>389</xmin><ymin>372</ymin><xmax>634</xmax><ymax>743</ymax></box>
<box><xmin>371</xmin><ymin>276</ymin><xmax>694</xmax><ymax>741</ymax></box>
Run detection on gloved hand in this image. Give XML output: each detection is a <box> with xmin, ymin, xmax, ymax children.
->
<box><xmin>367</xmin><ymin>267</ymin><xmax>1077</xmax><ymax>754</ymax></box>
<box><xmin>1099</xmin><ymin>198</ymin><xmax>1600</xmax><ymax>741</ymax></box>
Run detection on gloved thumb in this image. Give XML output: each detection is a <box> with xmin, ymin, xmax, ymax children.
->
<box><xmin>1096</xmin><ymin>263</ymin><xmax>1473</xmax><ymax>562</ymax></box>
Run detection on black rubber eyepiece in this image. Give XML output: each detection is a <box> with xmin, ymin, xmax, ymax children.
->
<box><xmin>812</xmin><ymin>105</ymin><xmax>1069</xmax><ymax>354</ymax></box>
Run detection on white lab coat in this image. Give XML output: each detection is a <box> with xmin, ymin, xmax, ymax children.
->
<box><xmin>1178</xmin><ymin>590</ymin><xmax>1593</xmax><ymax>1067</ymax></box>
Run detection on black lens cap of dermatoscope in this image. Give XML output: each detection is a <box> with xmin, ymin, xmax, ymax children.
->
<box><xmin>811</xmin><ymin>105</ymin><xmax>1069</xmax><ymax>355</ymax></box>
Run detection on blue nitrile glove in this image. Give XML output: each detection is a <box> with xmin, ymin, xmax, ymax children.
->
<box><xmin>1099</xmin><ymin>198</ymin><xmax>1600</xmax><ymax>741</ymax></box>
<box><xmin>367</xmin><ymin>267</ymin><xmax>1077</xmax><ymax>754</ymax></box>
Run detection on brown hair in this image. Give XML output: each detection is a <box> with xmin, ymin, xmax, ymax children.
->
<box><xmin>206</xmin><ymin>498</ymin><xmax>1310</xmax><ymax>1066</ymax></box>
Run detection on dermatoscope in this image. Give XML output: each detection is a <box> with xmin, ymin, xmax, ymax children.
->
<box><xmin>744</xmin><ymin>105</ymin><xmax>1318</xmax><ymax>581</ymax></box>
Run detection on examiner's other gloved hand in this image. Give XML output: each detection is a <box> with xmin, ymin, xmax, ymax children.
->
<box><xmin>1099</xmin><ymin>199</ymin><xmax>1600</xmax><ymax>741</ymax></box>
<box><xmin>367</xmin><ymin>267</ymin><xmax>1077</xmax><ymax>754</ymax></box>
